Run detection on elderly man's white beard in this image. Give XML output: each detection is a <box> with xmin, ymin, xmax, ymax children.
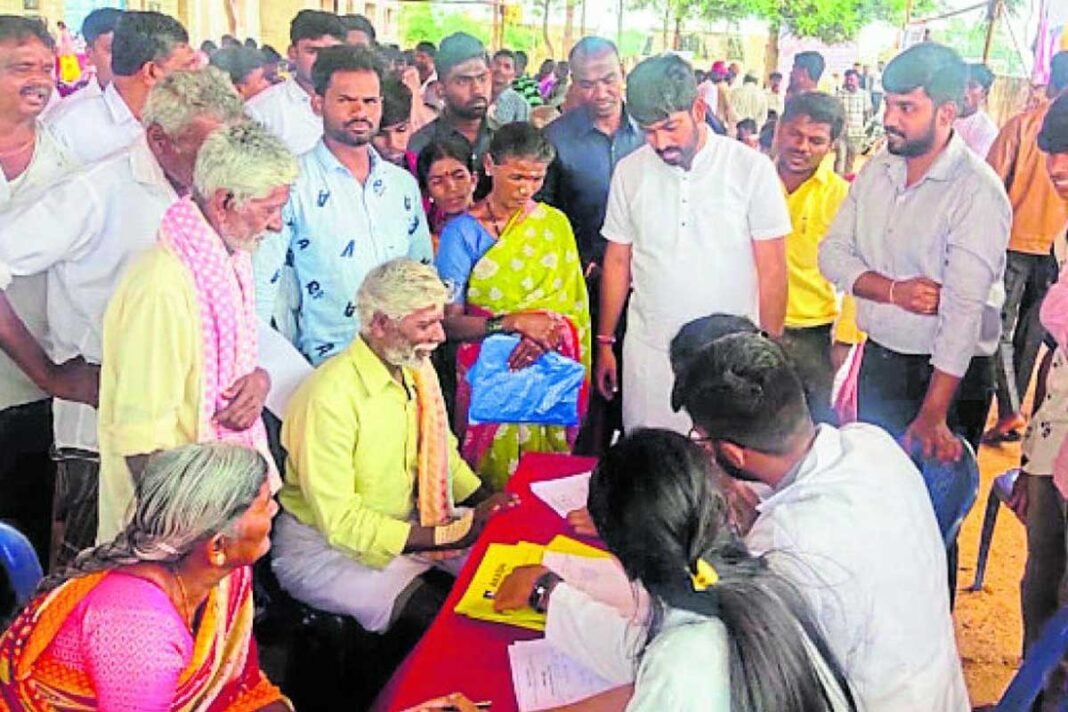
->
<box><xmin>382</xmin><ymin>341</ymin><xmax>439</xmax><ymax>369</ymax></box>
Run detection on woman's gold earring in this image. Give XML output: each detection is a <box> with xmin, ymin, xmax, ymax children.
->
<box><xmin>212</xmin><ymin>553</ymin><xmax>226</xmax><ymax>567</ymax></box>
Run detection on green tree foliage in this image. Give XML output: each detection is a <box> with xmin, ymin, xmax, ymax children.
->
<box><xmin>633</xmin><ymin>0</ymin><xmax>933</xmax><ymax>44</ymax></box>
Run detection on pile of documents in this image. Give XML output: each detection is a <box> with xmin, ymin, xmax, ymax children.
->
<box><xmin>508</xmin><ymin>638</ymin><xmax>616</xmax><ymax>711</ymax></box>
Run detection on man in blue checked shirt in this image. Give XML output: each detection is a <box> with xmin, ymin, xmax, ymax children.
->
<box><xmin>254</xmin><ymin>44</ymin><xmax>433</xmax><ymax>366</ymax></box>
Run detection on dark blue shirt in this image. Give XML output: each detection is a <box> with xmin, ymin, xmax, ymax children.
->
<box><xmin>541</xmin><ymin>104</ymin><xmax>644</xmax><ymax>265</ymax></box>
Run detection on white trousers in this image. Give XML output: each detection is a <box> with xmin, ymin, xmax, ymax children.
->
<box><xmin>271</xmin><ymin>512</ymin><xmax>465</xmax><ymax>633</ymax></box>
<box><xmin>622</xmin><ymin>333</ymin><xmax>693</xmax><ymax>436</ymax></box>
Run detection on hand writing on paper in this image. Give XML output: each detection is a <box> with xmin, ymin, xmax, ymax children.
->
<box><xmin>493</xmin><ymin>564</ymin><xmax>549</xmax><ymax>613</ymax></box>
<box><xmin>214</xmin><ymin>368</ymin><xmax>271</xmax><ymax>430</ymax></box>
<box><xmin>566</xmin><ymin>508</ymin><xmax>598</xmax><ymax>537</ymax></box>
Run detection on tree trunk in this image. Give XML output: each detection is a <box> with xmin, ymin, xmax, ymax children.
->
<box><xmin>563</xmin><ymin>0</ymin><xmax>575</xmax><ymax>55</ymax></box>
<box><xmin>661</xmin><ymin>3</ymin><xmax>670</xmax><ymax>52</ymax></box>
<box><xmin>672</xmin><ymin>13</ymin><xmax>682</xmax><ymax>50</ymax></box>
<box><xmin>763</xmin><ymin>20</ymin><xmax>780</xmax><ymax>81</ymax></box>
<box><xmin>542</xmin><ymin>0</ymin><xmax>555</xmax><ymax>58</ymax></box>
<box><xmin>580</xmin><ymin>0</ymin><xmax>587</xmax><ymax>37</ymax></box>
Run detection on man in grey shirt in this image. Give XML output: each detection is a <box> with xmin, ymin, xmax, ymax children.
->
<box><xmin>819</xmin><ymin>42</ymin><xmax>1011</xmax><ymax>463</ymax></box>
<box><xmin>488</xmin><ymin>48</ymin><xmax>531</xmax><ymax>127</ymax></box>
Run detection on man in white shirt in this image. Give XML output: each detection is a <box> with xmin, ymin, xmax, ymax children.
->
<box><xmin>766</xmin><ymin>70</ymin><xmax>785</xmax><ymax>117</ymax></box>
<box><xmin>0</xmin><ymin>69</ymin><xmax>245</xmax><ymax>565</ymax></box>
<box><xmin>594</xmin><ymin>53</ymin><xmax>789</xmax><ymax>434</ymax></box>
<box><xmin>253</xmin><ymin>46</ymin><xmax>432</xmax><ymax>365</ymax></box>
<box><xmin>729</xmin><ymin>73</ymin><xmax>768</xmax><ymax>127</ymax></box>
<box><xmin>45</xmin><ymin>11</ymin><xmax>197</xmax><ymax>164</ymax></box>
<box><xmin>954</xmin><ymin>62</ymin><xmax>998</xmax><ymax>158</ymax></box>
<box><xmin>0</xmin><ymin>16</ymin><xmax>82</xmax><ymax>563</ymax></box>
<box><xmin>245</xmin><ymin>10</ymin><xmax>344</xmax><ymax>156</ymax></box>
<box><xmin>508</xmin><ymin>322</ymin><xmax>969</xmax><ymax>711</ymax></box>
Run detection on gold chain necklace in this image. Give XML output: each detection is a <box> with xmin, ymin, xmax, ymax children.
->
<box><xmin>171</xmin><ymin>568</ymin><xmax>193</xmax><ymax>629</ymax></box>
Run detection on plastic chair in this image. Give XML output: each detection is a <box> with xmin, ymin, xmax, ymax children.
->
<box><xmin>0</xmin><ymin>521</ymin><xmax>44</xmax><ymax>608</ymax></box>
<box><xmin>920</xmin><ymin>436</ymin><xmax>981</xmax><ymax>547</ymax></box>
<box><xmin>996</xmin><ymin>605</ymin><xmax>1068</xmax><ymax>711</ymax></box>
<box><xmin>968</xmin><ymin>468</ymin><xmax>1021</xmax><ymax>592</ymax></box>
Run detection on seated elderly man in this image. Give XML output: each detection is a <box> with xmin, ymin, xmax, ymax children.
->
<box><xmin>272</xmin><ymin>257</ymin><xmax>515</xmax><ymax>637</ymax></box>
<box><xmin>98</xmin><ymin>121</ymin><xmax>298</xmax><ymax>542</ymax></box>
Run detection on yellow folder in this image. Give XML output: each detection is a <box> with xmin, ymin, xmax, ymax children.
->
<box><xmin>454</xmin><ymin>541</ymin><xmax>548</xmax><ymax>631</ymax></box>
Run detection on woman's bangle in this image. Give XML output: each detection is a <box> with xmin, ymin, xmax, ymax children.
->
<box><xmin>887</xmin><ymin>280</ymin><xmax>897</xmax><ymax>306</ymax></box>
<box><xmin>595</xmin><ymin>335</ymin><xmax>617</xmax><ymax>346</ymax></box>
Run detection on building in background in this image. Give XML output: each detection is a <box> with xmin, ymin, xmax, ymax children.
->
<box><xmin>1</xmin><ymin>0</ymin><xmax>400</xmax><ymax>55</ymax></box>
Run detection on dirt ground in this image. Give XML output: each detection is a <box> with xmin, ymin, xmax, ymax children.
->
<box><xmin>956</xmin><ymin>435</ymin><xmax>1027</xmax><ymax>707</ymax></box>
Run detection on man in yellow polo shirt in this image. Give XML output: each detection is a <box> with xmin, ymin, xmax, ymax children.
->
<box><xmin>272</xmin><ymin>258</ymin><xmax>515</xmax><ymax>638</ymax></box>
<box><xmin>777</xmin><ymin>92</ymin><xmax>862</xmax><ymax>423</ymax></box>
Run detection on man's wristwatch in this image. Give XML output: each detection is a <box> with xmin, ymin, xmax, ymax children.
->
<box><xmin>485</xmin><ymin>315</ymin><xmax>507</xmax><ymax>335</ymax></box>
<box><xmin>528</xmin><ymin>571</ymin><xmax>562</xmax><ymax>613</ymax></box>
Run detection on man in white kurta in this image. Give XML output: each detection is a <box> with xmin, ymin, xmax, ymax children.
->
<box><xmin>594</xmin><ymin>53</ymin><xmax>790</xmax><ymax>434</ymax></box>
<box><xmin>537</xmin><ymin>330</ymin><xmax>969</xmax><ymax>711</ymax></box>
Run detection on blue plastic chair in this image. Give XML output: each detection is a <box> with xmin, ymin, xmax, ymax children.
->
<box><xmin>920</xmin><ymin>436</ymin><xmax>981</xmax><ymax>547</ymax></box>
<box><xmin>0</xmin><ymin>521</ymin><xmax>44</xmax><ymax>609</ymax></box>
<box><xmin>968</xmin><ymin>468</ymin><xmax>1021</xmax><ymax>592</ymax></box>
<box><xmin>996</xmin><ymin>605</ymin><xmax>1068</xmax><ymax>711</ymax></box>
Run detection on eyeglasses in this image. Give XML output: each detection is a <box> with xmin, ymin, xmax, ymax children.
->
<box><xmin>688</xmin><ymin>427</ymin><xmax>713</xmax><ymax>444</ymax></box>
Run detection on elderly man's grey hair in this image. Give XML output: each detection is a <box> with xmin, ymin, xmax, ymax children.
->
<box><xmin>192</xmin><ymin>121</ymin><xmax>298</xmax><ymax>205</ymax></box>
<box><xmin>141</xmin><ymin>67</ymin><xmax>244</xmax><ymax>136</ymax></box>
<box><xmin>40</xmin><ymin>443</ymin><xmax>268</xmax><ymax>591</ymax></box>
<box><xmin>356</xmin><ymin>258</ymin><xmax>449</xmax><ymax>335</ymax></box>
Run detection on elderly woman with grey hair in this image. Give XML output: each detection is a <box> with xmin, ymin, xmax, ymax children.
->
<box><xmin>96</xmin><ymin>121</ymin><xmax>298</xmax><ymax>544</ymax></box>
<box><xmin>0</xmin><ymin>443</ymin><xmax>291</xmax><ymax>710</ymax></box>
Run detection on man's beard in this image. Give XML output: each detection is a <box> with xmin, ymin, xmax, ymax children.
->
<box><xmin>326</xmin><ymin>119</ymin><xmax>375</xmax><ymax>147</ymax></box>
<box><xmin>886</xmin><ymin>117</ymin><xmax>937</xmax><ymax>158</ymax></box>
<box><xmin>449</xmin><ymin>101</ymin><xmax>487</xmax><ymax>121</ymax></box>
<box><xmin>383</xmin><ymin>341</ymin><xmax>438</xmax><ymax>369</ymax></box>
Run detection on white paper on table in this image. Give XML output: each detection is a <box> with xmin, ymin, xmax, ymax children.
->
<box><xmin>257</xmin><ymin>319</ymin><xmax>313</xmax><ymax>419</ymax></box>
<box><xmin>509</xmin><ymin>638</ymin><xmax>616</xmax><ymax>711</ymax></box>
<box><xmin>530</xmin><ymin>471</ymin><xmax>591</xmax><ymax>519</ymax></box>
<box><xmin>541</xmin><ymin>551</ymin><xmax>641</xmax><ymax>619</ymax></box>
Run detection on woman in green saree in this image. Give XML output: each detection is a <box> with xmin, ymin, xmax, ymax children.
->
<box><xmin>436</xmin><ymin>122</ymin><xmax>591</xmax><ymax>490</ymax></box>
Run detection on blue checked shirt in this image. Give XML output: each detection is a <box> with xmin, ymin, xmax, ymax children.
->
<box><xmin>254</xmin><ymin>141</ymin><xmax>433</xmax><ymax>365</ymax></box>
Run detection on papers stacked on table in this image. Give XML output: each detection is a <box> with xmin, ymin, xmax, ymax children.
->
<box><xmin>530</xmin><ymin>471</ymin><xmax>591</xmax><ymax>518</ymax></box>
<box><xmin>508</xmin><ymin>638</ymin><xmax>616</xmax><ymax>711</ymax></box>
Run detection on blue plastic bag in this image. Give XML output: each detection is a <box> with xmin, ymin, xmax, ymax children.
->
<box><xmin>467</xmin><ymin>335</ymin><xmax>586</xmax><ymax>426</ymax></box>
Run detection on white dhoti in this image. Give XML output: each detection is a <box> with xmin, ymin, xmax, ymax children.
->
<box><xmin>622</xmin><ymin>331</ymin><xmax>693</xmax><ymax>435</ymax></box>
<box><xmin>271</xmin><ymin>512</ymin><xmax>465</xmax><ymax>633</ymax></box>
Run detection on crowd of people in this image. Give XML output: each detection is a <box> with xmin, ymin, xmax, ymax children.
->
<box><xmin>0</xmin><ymin>3</ymin><xmax>1067</xmax><ymax>710</ymax></box>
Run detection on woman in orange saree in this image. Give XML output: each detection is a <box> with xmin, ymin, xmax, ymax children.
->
<box><xmin>0</xmin><ymin>443</ymin><xmax>289</xmax><ymax>712</ymax></box>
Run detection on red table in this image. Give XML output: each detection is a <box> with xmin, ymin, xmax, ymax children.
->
<box><xmin>374</xmin><ymin>453</ymin><xmax>599</xmax><ymax>712</ymax></box>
